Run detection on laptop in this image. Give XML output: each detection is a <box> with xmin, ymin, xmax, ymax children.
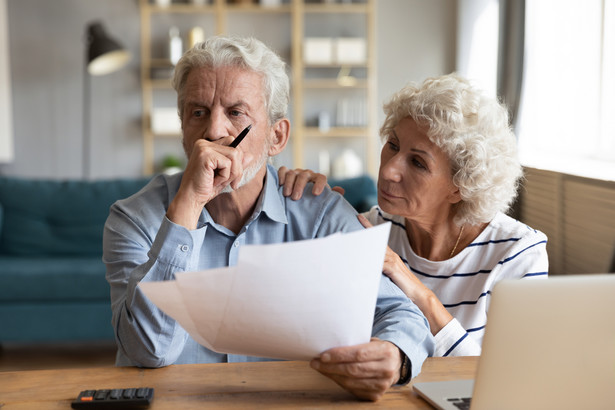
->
<box><xmin>413</xmin><ymin>274</ymin><xmax>615</xmax><ymax>410</ymax></box>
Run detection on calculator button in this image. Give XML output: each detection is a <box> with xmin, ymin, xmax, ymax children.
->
<box><xmin>94</xmin><ymin>389</ymin><xmax>109</xmax><ymax>400</ymax></box>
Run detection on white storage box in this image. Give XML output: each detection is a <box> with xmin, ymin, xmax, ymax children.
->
<box><xmin>335</xmin><ymin>37</ymin><xmax>367</xmax><ymax>65</ymax></box>
<box><xmin>151</xmin><ymin>107</ymin><xmax>181</xmax><ymax>134</ymax></box>
<box><xmin>304</xmin><ymin>38</ymin><xmax>334</xmax><ymax>65</ymax></box>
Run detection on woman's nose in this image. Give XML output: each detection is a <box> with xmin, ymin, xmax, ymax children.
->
<box><xmin>380</xmin><ymin>154</ymin><xmax>404</xmax><ymax>183</ymax></box>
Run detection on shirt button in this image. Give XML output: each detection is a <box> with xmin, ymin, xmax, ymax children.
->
<box><xmin>234</xmin><ymin>242</ymin><xmax>239</xmax><ymax>248</ymax></box>
<box><xmin>180</xmin><ymin>245</ymin><xmax>189</xmax><ymax>252</ymax></box>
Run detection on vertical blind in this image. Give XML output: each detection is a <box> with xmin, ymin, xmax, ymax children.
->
<box><xmin>521</xmin><ymin>167</ymin><xmax>615</xmax><ymax>275</ymax></box>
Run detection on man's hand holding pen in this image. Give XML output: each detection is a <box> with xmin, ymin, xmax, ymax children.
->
<box><xmin>167</xmin><ymin>125</ymin><xmax>252</xmax><ymax>230</ymax></box>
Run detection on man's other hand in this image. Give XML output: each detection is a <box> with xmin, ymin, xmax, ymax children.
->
<box><xmin>310</xmin><ymin>337</ymin><xmax>403</xmax><ymax>401</ymax></box>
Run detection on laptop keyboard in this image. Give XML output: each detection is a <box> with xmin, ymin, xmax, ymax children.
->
<box><xmin>447</xmin><ymin>397</ymin><xmax>472</xmax><ymax>410</ymax></box>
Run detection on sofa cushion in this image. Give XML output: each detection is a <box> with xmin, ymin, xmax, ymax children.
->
<box><xmin>0</xmin><ymin>176</ymin><xmax>151</xmax><ymax>256</ymax></box>
<box><xmin>329</xmin><ymin>175</ymin><xmax>378</xmax><ymax>213</ymax></box>
<box><xmin>1</xmin><ymin>302</ymin><xmax>115</xmax><ymax>342</ymax></box>
<box><xmin>0</xmin><ymin>255</ymin><xmax>109</xmax><ymax>302</ymax></box>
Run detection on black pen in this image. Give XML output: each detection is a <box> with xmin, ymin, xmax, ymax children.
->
<box><xmin>229</xmin><ymin>124</ymin><xmax>252</xmax><ymax>148</ymax></box>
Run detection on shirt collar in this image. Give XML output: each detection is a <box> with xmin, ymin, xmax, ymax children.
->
<box><xmin>200</xmin><ymin>164</ymin><xmax>288</xmax><ymax>229</ymax></box>
<box><xmin>260</xmin><ymin>164</ymin><xmax>288</xmax><ymax>224</ymax></box>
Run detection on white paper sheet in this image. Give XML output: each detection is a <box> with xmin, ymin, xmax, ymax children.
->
<box><xmin>139</xmin><ymin>222</ymin><xmax>391</xmax><ymax>360</ymax></box>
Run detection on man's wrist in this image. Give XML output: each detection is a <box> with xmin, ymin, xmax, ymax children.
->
<box><xmin>167</xmin><ymin>192</ymin><xmax>205</xmax><ymax>231</ymax></box>
<box><xmin>397</xmin><ymin>349</ymin><xmax>412</xmax><ymax>385</ymax></box>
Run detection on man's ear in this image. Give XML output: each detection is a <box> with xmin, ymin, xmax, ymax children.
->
<box><xmin>268</xmin><ymin>118</ymin><xmax>290</xmax><ymax>156</ymax></box>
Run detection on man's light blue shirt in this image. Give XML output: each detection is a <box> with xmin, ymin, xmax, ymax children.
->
<box><xmin>103</xmin><ymin>164</ymin><xmax>434</xmax><ymax>378</ymax></box>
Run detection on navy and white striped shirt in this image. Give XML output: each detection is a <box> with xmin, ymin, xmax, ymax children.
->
<box><xmin>365</xmin><ymin>206</ymin><xmax>548</xmax><ymax>357</ymax></box>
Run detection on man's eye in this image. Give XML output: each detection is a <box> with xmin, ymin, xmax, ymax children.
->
<box><xmin>193</xmin><ymin>109</ymin><xmax>205</xmax><ymax>117</ymax></box>
<box><xmin>230</xmin><ymin>109</ymin><xmax>242</xmax><ymax>117</ymax></box>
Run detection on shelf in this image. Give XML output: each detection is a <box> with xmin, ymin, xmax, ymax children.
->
<box><xmin>141</xmin><ymin>0</ymin><xmax>376</xmax><ymax>176</ymax></box>
<box><xmin>149</xmin><ymin>131</ymin><xmax>181</xmax><ymax>138</ymax></box>
<box><xmin>304</xmin><ymin>63</ymin><xmax>368</xmax><ymax>69</ymax></box>
<box><xmin>302</xmin><ymin>78</ymin><xmax>367</xmax><ymax>88</ymax></box>
<box><xmin>225</xmin><ymin>4</ymin><xmax>292</xmax><ymax>13</ymax></box>
<box><xmin>145</xmin><ymin>4</ymin><xmax>217</xmax><ymax>14</ymax></box>
<box><xmin>302</xmin><ymin>127</ymin><xmax>370</xmax><ymax>138</ymax></box>
<box><xmin>303</xmin><ymin>3</ymin><xmax>369</xmax><ymax>14</ymax></box>
<box><xmin>145</xmin><ymin>2</ymin><xmax>292</xmax><ymax>14</ymax></box>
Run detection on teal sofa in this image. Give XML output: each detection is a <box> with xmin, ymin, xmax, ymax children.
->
<box><xmin>329</xmin><ymin>175</ymin><xmax>378</xmax><ymax>213</ymax></box>
<box><xmin>0</xmin><ymin>173</ymin><xmax>376</xmax><ymax>344</ymax></box>
<box><xmin>0</xmin><ymin>176</ymin><xmax>151</xmax><ymax>343</ymax></box>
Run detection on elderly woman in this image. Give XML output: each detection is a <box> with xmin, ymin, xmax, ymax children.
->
<box><xmin>280</xmin><ymin>73</ymin><xmax>548</xmax><ymax>356</ymax></box>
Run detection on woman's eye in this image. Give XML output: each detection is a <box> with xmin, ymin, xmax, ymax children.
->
<box><xmin>412</xmin><ymin>158</ymin><xmax>426</xmax><ymax>169</ymax></box>
<box><xmin>386</xmin><ymin>141</ymin><xmax>399</xmax><ymax>151</ymax></box>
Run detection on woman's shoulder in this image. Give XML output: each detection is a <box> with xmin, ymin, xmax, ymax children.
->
<box><xmin>485</xmin><ymin>212</ymin><xmax>548</xmax><ymax>242</ymax></box>
<box><xmin>472</xmin><ymin>212</ymin><xmax>548</xmax><ymax>261</ymax></box>
<box><xmin>468</xmin><ymin>213</ymin><xmax>549</xmax><ymax>279</ymax></box>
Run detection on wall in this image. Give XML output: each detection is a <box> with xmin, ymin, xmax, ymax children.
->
<box><xmin>376</xmin><ymin>0</ymin><xmax>456</xmax><ymax>127</ymax></box>
<box><xmin>3</xmin><ymin>0</ymin><xmax>140</xmax><ymax>179</ymax></box>
<box><xmin>1</xmin><ymin>0</ymin><xmax>456</xmax><ymax>180</ymax></box>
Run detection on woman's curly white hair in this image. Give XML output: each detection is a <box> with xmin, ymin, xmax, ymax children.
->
<box><xmin>380</xmin><ymin>73</ymin><xmax>523</xmax><ymax>226</ymax></box>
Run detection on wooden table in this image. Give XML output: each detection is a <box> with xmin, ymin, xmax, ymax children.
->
<box><xmin>0</xmin><ymin>357</ymin><xmax>477</xmax><ymax>409</ymax></box>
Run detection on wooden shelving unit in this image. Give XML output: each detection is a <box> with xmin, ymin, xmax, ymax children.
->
<box><xmin>140</xmin><ymin>0</ymin><xmax>376</xmax><ymax>176</ymax></box>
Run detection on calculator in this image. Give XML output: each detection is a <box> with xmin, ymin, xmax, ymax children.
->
<box><xmin>71</xmin><ymin>387</ymin><xmax>154</xmax><ymax>409</ymax></box>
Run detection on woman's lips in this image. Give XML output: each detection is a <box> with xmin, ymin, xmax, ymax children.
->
<box><xmin>378</xmin><ymin>186</ymin><xmax>402</xmax><ymax>200</ymax></box>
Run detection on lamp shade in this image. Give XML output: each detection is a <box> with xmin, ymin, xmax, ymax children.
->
<box><xmin>86</xmin><ymin>22</ymin><xmax>131</xmax><ymax>76</ymax></box>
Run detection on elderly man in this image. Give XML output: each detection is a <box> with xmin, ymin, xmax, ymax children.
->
<box><xmin>103</xmin><ymin>36</ymin><xmax>433</xmax><ymax>401</ymax></box>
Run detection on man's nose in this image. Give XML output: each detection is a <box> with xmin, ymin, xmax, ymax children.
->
<box><xmin>203</xmin><ymin>111</ymin><xmax>231</xmax><ymax>142</ymax></box>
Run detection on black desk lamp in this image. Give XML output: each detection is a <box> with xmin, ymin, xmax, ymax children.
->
<box><xmin>83</xmin><ymin>21</ymin><xmax>131</xmax><ymax>178</ymax></box>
